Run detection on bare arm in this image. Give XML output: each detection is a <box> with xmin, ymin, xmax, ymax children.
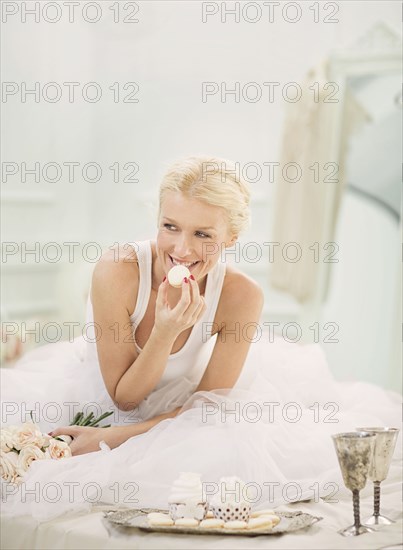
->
<box><xmin>113</xmin><ymin>327</ymin><xmax>178</xmax><ymax>410</ymax></box>
<box><xmin>91</xmin><ymin>252</ymin><xmax>173</xmax><ymax>411</ymax></box>
<box><xmin>51</xmin><ymin>406</ymin><xmax>184</xmax><ymax>455</ymax></box>
<box><xmin>92</xmin><ymin>249</ymin><xmax>205</xmax><ymax>411</ymax></box>
<box><xmin>194</xmin><ymin>272</ymin><xmax>264</xmax><ymax>392</ymax></box>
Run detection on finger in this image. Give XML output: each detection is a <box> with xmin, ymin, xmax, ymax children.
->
<box><xmin>155</xmin><ymin>276</ymin><xmax>169</xmax><ymax>308</ymax></box>
<box><xmin>50</xmin><ymin>426</ymin><xmax>79</xmax><ymax>438</ymax></box>
<box><xmin>172</xmin><ymin>277</ymin><xmax>192</xmax><ymax>315</ymax></box>
<box><xmin>182</xmin><ymin>296</ymin><xmax>204</xmax><ymax>327</ymax></box>
<box><xmin>192</xmin><ymin>296</ymin><xmax>207</xmax><ymax>321</ymax></box>
<box><xmin>188</xmin><ymin>275</ymin><xmax>201</xmax><ymax>301</ymax></box>
<box><xmin>185</xmin><ymin>279</ymin><xmax>204</xmax><ymax>317</ymax></box>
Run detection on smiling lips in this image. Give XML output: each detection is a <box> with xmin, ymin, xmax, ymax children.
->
<box><xmin>169</xmin><ymin>254</ymin><xmax>200</xmax><ymax>269</ymax></box>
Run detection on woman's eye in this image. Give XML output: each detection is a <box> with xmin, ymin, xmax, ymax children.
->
<box><xmin>163</xmin><ymin>224</ymin><xmax>209</xmax><ymax>238</ymax></box>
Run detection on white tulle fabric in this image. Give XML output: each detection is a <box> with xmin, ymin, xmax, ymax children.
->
<box><xmin>1</xmin><ymin>331</ymin><xmax>401</xmax><ymax>522</ymax></box>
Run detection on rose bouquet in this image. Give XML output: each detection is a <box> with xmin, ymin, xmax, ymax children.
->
<box><xmin>0</xmin><ymin>422</ymin><xmax>70</xmax><ymax>484</ymax></box>
<box><xmin>0</xmin><ymin>410</ymin><xmax>113</xmax><ymax>484</ymax></box>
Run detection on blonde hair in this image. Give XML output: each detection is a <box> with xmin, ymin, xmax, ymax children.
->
<box><xmin>158</xmin><ymin>156</ymin><xmax>251</xmax><ymax>236</ymax></box>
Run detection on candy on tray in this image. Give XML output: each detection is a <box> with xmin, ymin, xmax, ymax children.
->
<box><xmin>168</xmin><ymin>472</ymin><xmax>208</xmax><ymax>521</ymax></box>
<box><xmin>209</xmin><ymin>476</ymin><xmax>251</xmax><ymax>522</ymax></box>
<box><xmin>199</xmin><ymin>518</ymin><xmax>225</xmax><ymax>529</ymax></box>
<box><xmin>224</xmin><ymin>520</ymin><xmax>248</xmax><ymax>529</ymax></box>
<box><xmin>174</xmin><ymin>518</ymin><xmax>199</xmax><ymax>527</ymax></box>
<box><xmin>147</xmin><ymin>512</ymin><xmax>174</xmax><ymax>526</ymax></box>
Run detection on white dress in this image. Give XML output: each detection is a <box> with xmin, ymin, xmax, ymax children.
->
<box><xmin>1</xmin><ymin>241</ymin><xmax>401</xmax><ymax>522</ymax></box>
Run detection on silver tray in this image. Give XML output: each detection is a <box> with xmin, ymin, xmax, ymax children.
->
<box><xmin>103</xmin><ymin>507</ymin><xmax>323</xmax><ymax>537</ymax></box>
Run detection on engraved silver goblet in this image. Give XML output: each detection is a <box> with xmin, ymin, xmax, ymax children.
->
<box><xmin>332</xmin><ymin>432</ymin><xmax>376</xmax><ymax>536</ymax></box>
<box><xmin>356</xmin><ymin>427</ymin><xmax>399</xmax><ymax>526</ymax></box>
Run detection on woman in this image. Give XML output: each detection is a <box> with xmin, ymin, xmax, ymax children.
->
<box><xmin>52</xmin><ymin>155</ymin><xmax>264</xmax><ymax>454</ymax></box>
<box><xmin>1</xmin><ymin>156</ymin><xmax>401</xmax><ymax>521</ymax></box>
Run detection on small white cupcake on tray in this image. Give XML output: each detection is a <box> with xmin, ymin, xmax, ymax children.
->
<box><xmin>168</xmin><ymin>472</ymin><xmax>208</xmax><ymax>521</ymax></box>
<box><xmin>209</xmin><ymin>476</ymin><xmax>251</xmax><ymax>522</ymax></box>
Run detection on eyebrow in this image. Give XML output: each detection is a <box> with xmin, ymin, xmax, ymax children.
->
<box><xmin>162</xmin><ymin>217</ymin><xmax>216</xmax><ymax>232</ymax></box>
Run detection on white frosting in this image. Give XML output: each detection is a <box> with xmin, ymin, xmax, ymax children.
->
<box><xmin>167</xmin><ymin>265</ymin><xmax>190</xmax><ymax>288</ymax></box>
<box><xmin>210</xmin><ymin>476</ymin><xmax>247</xmax><ymax>506</ymax></box>
<box><xmin>168</xmin><ymin>472</ymin><xmax>204</xmax><ymax>504</ymax></box>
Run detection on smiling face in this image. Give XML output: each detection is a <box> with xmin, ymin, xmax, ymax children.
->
<box><xmin>156</xmin><ymin>191</ymin><xmax>237</xmax><ymax>284</ymax></box>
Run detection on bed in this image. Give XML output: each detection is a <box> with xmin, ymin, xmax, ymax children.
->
<box><xmin>1</xmin><ymin>457</ymin><xmax>401</xmax><ymax>550</ymax></box>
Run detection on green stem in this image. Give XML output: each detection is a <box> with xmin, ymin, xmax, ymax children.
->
<box><xmin>88</xmin><ymin>411</ymin><xmax>113</xmax><ymax>426</ymax></box>
<box><xmin>70</xmin><ymin>410</ymin><xmax>113</xmax><ymax>428</ymax></box>
<box><xmin>70</xmin><ymin>412</ymin><xmax>81</xmax><ymax>426</ymax></box>
<box><xmin>82</xmin><ymin>412</ymin><xmax>95</xmax><ymax>426</ymax></box>
<box><xmin>75</xmin><ymin>412</ymin><xmax>84</xmax><ymax>425</ymax></box>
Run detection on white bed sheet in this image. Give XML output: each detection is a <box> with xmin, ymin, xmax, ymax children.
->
<box><xmin>2</xmin><ymin>459</ymin><xmax>401</xmax><ymax>550</ymax></box>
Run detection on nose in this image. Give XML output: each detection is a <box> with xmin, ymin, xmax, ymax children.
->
<box><xmin>174</xmin><ymin>234</ymin><xmax>193</xmax><ymax>258</ymax></box>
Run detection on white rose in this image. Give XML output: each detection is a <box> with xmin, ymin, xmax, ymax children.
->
<box><xmin>0</xmin><ymin>450</ymin><xmax>19</xmax><ymax>483</ymax></box>
<box><xmin>1</xmin><ymin>425</ymin><xmax>20</xmax><ymax>450</ymax></box>
<box><xmin>41</xmin><ymin>434</ymin><xmax>52</xmax><ymax>448</ymax></box>
<box><xmin>16</xmin><ymin>444</ymin><xmax>45</xmax><ymax>476</ymax></box>
<box><xmin>0</xmin><ymin>429</ymin><xmax>16</xmax><ymax>453</ymax></box>
<box><xmin>13</xmin><ymin>422</ymin><xmax>47</xmax><ymax>451</ymax></box>
<box><xmin>44</xmin><ymin>439</ymin><xmax>72</xmax><ymax>460</ymax></box>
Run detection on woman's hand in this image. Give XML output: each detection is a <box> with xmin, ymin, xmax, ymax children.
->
<box><xmin>50</xmin><ymin>425</ymin><xmax>119</xmax><ymax>456</ymax></box>
<box><xmin>154</xmin><ymin>276</ymin><xmax>207</xmax><ymax>339</ymax></box>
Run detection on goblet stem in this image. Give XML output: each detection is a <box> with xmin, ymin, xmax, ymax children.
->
<box><xmin>353</xmin><ymin>490</ymin><xmax>361</xmax><ymax>532</ymax></box>
<box><xmin>373</xmin><ymin>481</ymin><xmax>380</xmax><ymax>518</ymax></box>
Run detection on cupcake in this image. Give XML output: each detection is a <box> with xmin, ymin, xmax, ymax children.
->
<box><xmin>209</xmin><ymin>476</ymin><xmax>251</xmax><ymax>522</ymax></box>
<box><xmin>168</xmin><ymin>472</ymin><xmax>208</xmax><ymax>521</ymax></box>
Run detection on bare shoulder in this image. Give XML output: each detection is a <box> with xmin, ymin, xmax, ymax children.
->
<box><xmin>91</xmin><ymin>244</ymin><xmax>139</xmax><ymax>315</ymax></box>
<box><xmin>92</xmin><ymin>244</ymin><xmax>139</xmax><ymax>281</ymax></box>
<box><xmin>219</xmin><ymin>264</ymin><xmax>264</xmax><ymax>319</ymax></box>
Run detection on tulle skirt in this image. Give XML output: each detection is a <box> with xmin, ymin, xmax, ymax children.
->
<box><xmin>1</xmin><ymin>333</ymin><xmax>401</xmax><ymax>522</ymax></box>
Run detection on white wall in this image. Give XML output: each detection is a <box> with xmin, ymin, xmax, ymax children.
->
<box><xmin>322</xmin><ymin>191</ymin><xmax>400</xmax><ymax>389</ymax></box>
